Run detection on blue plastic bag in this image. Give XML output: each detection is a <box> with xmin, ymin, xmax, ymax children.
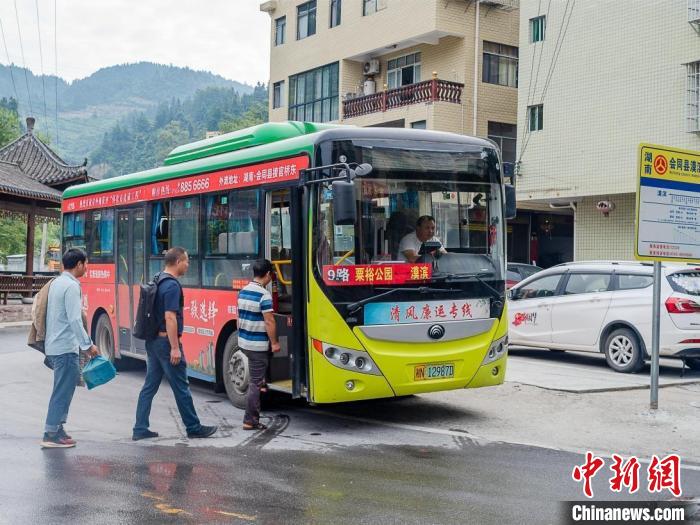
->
<box><xmin>81</xmin><ymin>356</ymin><xmax>116</xmax><ymax>390</ymax></box>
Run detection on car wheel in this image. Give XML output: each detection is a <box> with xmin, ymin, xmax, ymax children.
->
<box><xmin>685</xmin><ymin>357</ymin><xmax>700</xmax><ymax>371</ymax></box>
<box><xmin>222</xmin><ymin>332</ymin><xmax>248</xmax><ymax>409</ymax></box>
<box><xmin>604</xmin><ymin>328</ymin><xmax>644</xmax><ymax>373</ymax></box>
<box><xmin>95</xmin><ymin>313</ymin><xmax>115</xmax><ymax>363</ymax></box>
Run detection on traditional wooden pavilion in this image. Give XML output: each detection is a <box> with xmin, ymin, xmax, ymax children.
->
<box><xmin>0</xmin><ymin>117</ymin><xmax>89</xmax><ymax>299</ymax></box>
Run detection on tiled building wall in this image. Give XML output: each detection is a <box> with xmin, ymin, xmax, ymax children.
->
<box><xmin>575</xmin><ymin>193</ymin><xmax>636</xmax><ymax>262</ymax></box>
<box><xmin>517</xmin><ymin>0</ymin><xmax>700</xmax><ymax>202</ymax></box>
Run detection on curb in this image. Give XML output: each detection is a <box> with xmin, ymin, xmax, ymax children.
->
<box><xmin>0</xmin><ymin>321</ymin><xmax>32</xmax><ymax>329</ymax></box>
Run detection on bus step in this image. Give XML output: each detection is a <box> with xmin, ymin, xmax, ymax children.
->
<box><xmin>268</xmin><ymin>379</ymin><xmax>292</xmax><ymax>394</ymax></box>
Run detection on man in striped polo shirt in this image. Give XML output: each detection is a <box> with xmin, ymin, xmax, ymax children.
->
<box><xmin>237</xmin><ymin>259</ymin><xmax>280</xmax><ymax>430</ymax></box>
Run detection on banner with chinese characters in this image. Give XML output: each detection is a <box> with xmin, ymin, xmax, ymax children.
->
<box><xmin>322</xmin><ymin>264</ymin><xmax>432</xmax><ymax>286</ymax></box>
<box><xmin>364</xmin><ymin>298</ymin><xmax>490</xmax><ymax>325</ymax></box>
<box><xmin>636</xmin><ymin>144</ymin><xmax>700</xmax><ymax>262</ymax></box>
<box><xmin>62</xmin><ymin>154</ymin><xmax>309</xmax><ymax>213</ymax></box>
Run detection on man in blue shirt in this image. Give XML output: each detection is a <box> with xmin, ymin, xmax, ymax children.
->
<box><xmin>41</xmin><ymin>248</ymin><xmax>99</xmax><ymax>449</ymax></box>
<box><xmin>133</xmin><ymin>247</ymin><xmax>217</xmax><ymax>440</ymax></box>
<box><xmin>237</xmin><ymin>259</ymin><xmax>280</xmax><ymax>431</ymax></box>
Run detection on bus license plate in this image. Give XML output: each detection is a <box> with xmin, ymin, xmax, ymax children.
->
<box><xmin>414</xmin><ymin>363</ymin><xmax>454</xmax><ymax>381</ymax></box>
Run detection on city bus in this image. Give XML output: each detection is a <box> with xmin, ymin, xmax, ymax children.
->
<box><xmin>61</xmin><ymin>121</ymin><xmax>515</xmax><ymax>407</ymax></box>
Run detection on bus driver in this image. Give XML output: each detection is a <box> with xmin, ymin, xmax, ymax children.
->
<box><xmin>398</xmin><ymin>215</ymin><xmax>447</xmax><ymax>262</ymax></box>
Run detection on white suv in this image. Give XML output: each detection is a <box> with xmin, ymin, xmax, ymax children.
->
<box><xmin>507</xmin><ymin>261</ymin><xmax>700</xmax><ymax>373</ymax></box>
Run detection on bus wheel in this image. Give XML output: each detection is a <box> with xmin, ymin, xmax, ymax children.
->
<box><xmin>95</xmin><ymin>314</ymin><xmax>115</xmax><ymax>363</ymax></box>
<box><xmin>223</xmin><ymin>333</ymin><xmax>248</xmax><ymax>410</ymax></box>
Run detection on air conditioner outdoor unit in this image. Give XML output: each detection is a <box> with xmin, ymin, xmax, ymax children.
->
<box><xmin>363</xmin><ymin>59</ymin><xmax>380</xmax><ymax>76</ymax></box>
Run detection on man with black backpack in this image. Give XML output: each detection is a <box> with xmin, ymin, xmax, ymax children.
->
<box><xmin>132</xmin><ymin>247</ymin><xmax>217</xmax><ymax>441</ymax></box>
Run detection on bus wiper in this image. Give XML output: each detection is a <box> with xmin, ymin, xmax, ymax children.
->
<box><xmin>347</xmin><ymin>286</ymin><xmax>462</xmax><ymax>314</ymax></box>
<box><xmin>434</xmin><ymin>272</ymin><xmax>502</xmax><ymax>300</ymax></box>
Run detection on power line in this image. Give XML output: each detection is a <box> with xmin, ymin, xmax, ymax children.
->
<box><xmin>53</xmin><ymin>0</ymin><xmax>58</xmax><ymax>147</ymax></box>
<box><xmin>0</xmin><ymin>18</ymin><xmax>21</xmax><ymax>121</ymax></box>
<box><xmin>539</xmin><ymin>0</ymin><xmax>576</xmax><ymax>105</ymax></box>
<box><xmin>13</xmin><ymin>0</ymin><xmax>33</xmax><ymax>116</ymax></box>
<box><xmin>35</xmin><ymin>0</ymin><xmax>48</xmax><ymax>129</ymax></box>
<box><xmin>525</xmin><ymin>0</ymin><xmax>549</xmax><ymax>112</ymax></box>
<box><xmin>518</xmin><ymin>0</ymin><xmax>575</xmax><ymax>163</ymax></box>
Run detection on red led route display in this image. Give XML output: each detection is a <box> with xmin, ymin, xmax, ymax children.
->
<box><xmin>62</xmin><ymin>155</ymin><xmax>310</xmax><ymax>213</ymax></box>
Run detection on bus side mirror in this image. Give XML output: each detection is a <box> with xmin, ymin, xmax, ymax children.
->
<box><xmin>332</xmin><ymin>180</ymin><xmax>356</xmax><ymax>225</ymax></box>
<box><xmin>505</xmin><ymin>184</ymin><xmax>516</xmax><ymax>220</ymax></box>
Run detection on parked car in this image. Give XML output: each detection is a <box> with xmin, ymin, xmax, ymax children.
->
<box><xmin>507</xmin><ymin>261</ymin><xmax>700</xmax><ymax>373</ymax></box>
<box><xmin>506</xmin><ymin>262</ymin><xmax>543</xmax><ymax>288</ymax></box>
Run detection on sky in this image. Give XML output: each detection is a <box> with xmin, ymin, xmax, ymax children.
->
<box><xmin>0</xmin><ymin>0</ymin><xmax>271</xmax><ymax>85</ymax></box>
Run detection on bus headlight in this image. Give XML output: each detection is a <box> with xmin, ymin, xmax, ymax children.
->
<box><xmin>482</xmin><ymin>335</ymin><xmax>508</xmax><ymax>365</ymax></box>
<box><xmin>312</xmin><ymin>339</ymin><xmax>382</xmax><ymax>376</ymax></box>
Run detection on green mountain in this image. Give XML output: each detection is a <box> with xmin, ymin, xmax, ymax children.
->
<box><xmin>0</xmin><ymin>62</ymin><xmax>254</xmax><ymax>164</ymax></box>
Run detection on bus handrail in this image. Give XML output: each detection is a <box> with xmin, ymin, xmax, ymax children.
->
<box><xmin>272</xmin><ymin>259</ymin><xmax>292</xmax><ymax>285</ymax></box>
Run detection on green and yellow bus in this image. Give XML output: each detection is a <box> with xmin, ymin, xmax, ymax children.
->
<box><xmin>61</xmin><ymin>121</ymin><xmax>515</xmax><ymax>407</ymax></box>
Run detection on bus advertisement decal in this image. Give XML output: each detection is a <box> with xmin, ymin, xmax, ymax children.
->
<box><xmin>62</xmin><ymin>154</ymin><xmax>309</xmax><ymax>213</ymax></box>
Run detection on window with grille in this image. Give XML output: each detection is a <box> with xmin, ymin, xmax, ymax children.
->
<box><xmin>488</xmin><ymin>122</ymin><xmax>517</xmax><ymax>163</ymax></box>
<box><xmin>527</xmin><ymin>105</ymin><xmax>543</xmax><ymax>132</ymax></box>
<box><xmin>482</xmin><ymin>41</ymin><xmax>518</xmax><ymax>88</ymax></box>
<box><xmin>387</xmin><ymin>52</ymin><xmax>421</xmax><ymax>90</ymax></box>
<box><xmin>275</xmin><ymin>17</ymin><xmax>286</xmax><ymax>46</ymax></box>
<box><xmin>687</xmin><ymin>61</ymin><xmax>700</xmax><ymax>133</ymax></box>
<box><xmin>297</xmin><ymin>1</ymin><xmax>317</xmax><ymax>40</ymax></box>
<box><xmin>530</xmin><ymin>15</ymin><xmax>546</xmax><ymax>43</ymax></box>
<box><xmin>289</xmin><ymin>63</ymin><xmax>339</xmax><ymax>122</ymax></box>
<box><xmin>363</xmin><ymin>0</ymin><xmax>387</xmax><ymax>16</ymax></box>
<box><xmin>273</xmin><ymin>81</ymin><xmax>285</xmax><ymax>109</ymax></box>
<box><xmin>330</xmin><ymin>0</ymin><xmax>341</xmax><ymax>27</ymax></box>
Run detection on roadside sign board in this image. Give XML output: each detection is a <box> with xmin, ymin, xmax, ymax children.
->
<box><xmin>635</xmin><ymin>143</ymin><xmax>700</xmax><ymax>410</ymax></box>
<box><xmin>635</xmin><ymin>143</ymin><xmax>700</xmax><ymax>263</ymax></box>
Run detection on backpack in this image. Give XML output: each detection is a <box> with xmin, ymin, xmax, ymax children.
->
<box><xmin>27</xmin><ymin>278</ymin><xmax>56</xmax><ymax>353</ymax></box>
<box><xmin>133</xmin><ymin>272</ymin><xmax>179</xmax><ymax>340</ymax></box>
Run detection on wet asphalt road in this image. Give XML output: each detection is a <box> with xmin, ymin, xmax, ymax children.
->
<box><xmin>1</xmin><ymin>326</ymin><xmax>699</xmax><ymax>524</ymax></box>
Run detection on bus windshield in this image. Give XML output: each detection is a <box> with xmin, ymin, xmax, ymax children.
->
<box><xmin>315</xmin><ymin>142</ymin><xmax>504</xmax><ymax>289</ymax></box>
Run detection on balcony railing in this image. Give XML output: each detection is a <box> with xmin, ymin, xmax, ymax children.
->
<box><xmin>342</xmin><ymin>78</ymin><xmax>464</xmax><ymax>119</ymax></box>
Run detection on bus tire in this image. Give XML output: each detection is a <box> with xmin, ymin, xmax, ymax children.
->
<box><xmin>95</xmin><ymin>313</ymin><xmax>115</xmax><ymax>363</ymax></box>
<box><xmin>222</xmin><ymin>332</ymin><xmax>249</xmax><ymax>410</ymax></box>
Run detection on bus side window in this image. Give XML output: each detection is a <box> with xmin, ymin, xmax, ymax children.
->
<box><xmin>150</xmin><ymin>201</ymin><xmax>170</xmax><ymax>255</ymax></box>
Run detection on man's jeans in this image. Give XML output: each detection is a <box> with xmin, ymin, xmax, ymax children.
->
<box><xmin>243</xmin><ymin>349</ymin><xmax>270</xmax><ymax>426</ymax></box>
<box><xmin>44</xmin><ymin>353</ymin><xmax>80</xmax><ymax>434</ymax></box>
<box><xmin>133</xmin><ymin>337</ymin><xmax>202</xmax><ymax>435</ymax></box>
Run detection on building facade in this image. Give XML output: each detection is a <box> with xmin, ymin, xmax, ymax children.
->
<box><xmin>517</xmin><ymin>0</ymin><xmax>700</xmax><ymax>263</ymax></box>
<box><xmin>261</xmin><ymin>0</ymin><xmax>534</xmax><ymax>260</ymax></box>
<box><xmin>261</xmin><ymin>0</ymin><xmax>519</xmax><ymax>145</ymax></box>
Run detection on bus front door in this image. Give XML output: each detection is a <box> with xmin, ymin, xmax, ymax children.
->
<box><xmin>116</xmin><ymin>208</ymin><xmax>146</xmax><ymax>357</ymax></box>
<box><xmin>267</xmin><ymin>188</ymin><xmax>299</xmax><ymax>393</ymax></box>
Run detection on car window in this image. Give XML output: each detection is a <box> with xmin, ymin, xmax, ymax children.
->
<box><xmin>519</xmin><ymin>265</ymin><xmax>540</xmax><ymax>278</ymax></box>
<box><xmin>668</xmin><ymin>272</ymin><xmax>700</xmax><ymax>296</ymax></box>
<box><xmin>564</xmin><ymin>273</ymin><xmax>612</xmax><ymax>295</ymax></box>
<box><xmin>507</xmin><ymin>270</ymin><xmax>520</xmax><ymax>280</ymax></box>
<box><xmin>511</xmin><ymin>274</ymin><xmax>562</xmax><ymax>300</ymax></box>
<box><xmin>618</xmin><ymin>274</ymin><xmax>653</xmax><ymax>290</ymax></box>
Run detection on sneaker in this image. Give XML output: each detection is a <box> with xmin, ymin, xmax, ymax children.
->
<box><xmin>132</xmin><ymin>430</ymin><xmax>159</xmax><ymax>441</ymax></box>
<box><xmin>40</xmin><ymin>432</ymin><xmax>76</xmax><ymax>449</ymax></box>
<box><xmin>57</xmin><ymin>426</ymin><xmax>75</xmax><ymax>443</ymax></box>
<box><xmin>187</xmin><ymin>425</ymin><xmax>217</xmax><ymax>439</ymax></box>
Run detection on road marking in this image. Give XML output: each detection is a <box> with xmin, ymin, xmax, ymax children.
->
<box><xmin>302</xmin><ymin>408</ymin><xmax>700</xmax><ymax>472</ymax></box>
<box><xmin>214</xmin><ymin>510</ymin><xmax>257</xmax><ymax>521</ymax></box>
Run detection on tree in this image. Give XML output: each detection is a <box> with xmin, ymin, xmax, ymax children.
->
<box><xmin>0</xmin><ymin>105</ymin><xmax>20</xmax><ymax>148</ymax></box>
<box><xmin>219</xmin><ymin>102</ymin><xmax>268</xmax><ymax>134</ymax></box>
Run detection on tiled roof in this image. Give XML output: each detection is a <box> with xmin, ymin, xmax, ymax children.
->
<box><xmin>0</xmin><ymin>119</ymin><xmax>88</xmax><ymax>187</ymax></box>
<box><xmin>0</xmin><ymin>160</ymin><xmax>62</xmax><ymax>203</ymax></box>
